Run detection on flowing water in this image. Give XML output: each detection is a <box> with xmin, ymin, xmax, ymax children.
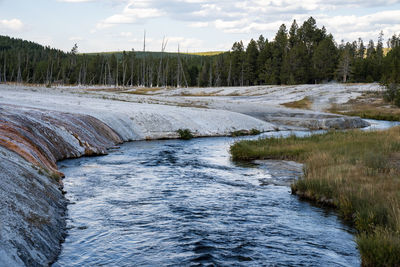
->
<box><xmin>54</xmin><ymin>120</ymin><xmax>399</xmax><ymax>267</ymax></box>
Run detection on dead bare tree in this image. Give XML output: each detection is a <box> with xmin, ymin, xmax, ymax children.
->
<box><xmin>3</xmin><ymin>54</ymin><xmax>7</xmax><ymax>83</ymax></box>
<box><xmin>46</xmin><ymin>54</ymin><xmax>54</xmax><ymax>86</ymax></box>
<box><xmin>164</xmin><ymin>57</ymin><xmax>169</xmax><ymax>87</ymax></box>
<box><xmin>99</xmin><ymin>57</ymin><xmax>104</xmax><ymax>85</ymax></box>
<box><xmin>130</xmin><ymin>49</ymin><xmax>135</xmax><ymax>87</ymax></box>
<box><xmin>177</xmin><ymin>45</ymin><xmax>180</xmax><ymax>87</ymax></box>
<box><xmin>241</xmin><ymin>62</ymin><xmax>244</xmax><ymax>87</ymax></box>
<box><xmin>116</xmin><ymin>58</ymin><xmax>119</xmax><ymax>87</ymax></box>
<box><xmin>208</xmin><ymin>63</ymin><xmax>212</xmax><ymax>87</ymax></box>
<box><xmin>17</xmin><ymin>52</ymin><xmax>22</xmax><ymax>83</ymax></box>
<box><xmin>337</xmin><ymin>49</ymin><xmax>351</xmax><ymax>83</ymax></box>
<box><xmin>157</xmin><ymin>37</ymin><xmax>168</xmax><ymax>87</ymax></box>
<box><xmin>176</xmin><ymin>45</ymin><xmax>188</xmax><ymax>88</ymax></box>
<box><xmin>142</xmin><ymin>30</ymin><xmax>146</xmax><ymax>87</ymax></box>
<box><xmin>227</xmin><ymin>58</ymin><xmax>232</xmax><ymax>86</ymax></box>
<box><xmin>122</xmin><ymin>55</ymin><xmax>127</xmax><ymax>87</ymax></box>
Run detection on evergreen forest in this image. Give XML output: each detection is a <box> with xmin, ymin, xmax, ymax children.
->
<box><xmin>0</xmin><ymin>17</ymin><xmax>399</xmax><ymax>89</ymax></box>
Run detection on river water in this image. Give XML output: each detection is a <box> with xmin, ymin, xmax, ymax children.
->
<box><xmin>54</xmin><ymin>120</ymin><xmax>399</xmax><ymax>267</ymax></box>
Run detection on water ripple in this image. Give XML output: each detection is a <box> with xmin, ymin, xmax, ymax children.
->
<box><xmin>55</xmin><ymin>135</ymin><xmax>361</xmax><ymax>266</ymax></box>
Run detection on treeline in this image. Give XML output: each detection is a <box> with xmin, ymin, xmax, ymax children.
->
<box><xmin>0</xmin><ymin>17</ymin><xmax>399</xmax><ymax>88</ymax></box>
<box><xmin>0</xmin><ymin>37</ymin><xmax>206</xmax><ymax>87</ymax></box>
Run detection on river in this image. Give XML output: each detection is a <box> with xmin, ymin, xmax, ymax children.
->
<box><xmin>53</xmin><ymin>120</ymin><xmax>399</xmax><ymax>266</ymax></box>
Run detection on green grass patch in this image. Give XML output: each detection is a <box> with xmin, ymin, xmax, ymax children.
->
<box><xmin>177</xmin><ymin>129</ymin><xmax>194</xmax><ymax>140</ymax></box>
<box><xmin>328</xmin><ymin>93</ymin><xmax>400</xmax><ymax>121</ymax></box>
<box><xmin>230</xmin><ymin>128</ymin><xmax>261</xmax><ymax>137</ymax></box>
<box><xmin>335</xmin><ymin>110</ymin><xmax>400</xmax><ymax>122</ymax></box>
<box><xmin>282</xmin><ymin>97</ymin><xmax>313</xmax><ymax>109</ymax></box>
<box><xmin>230</xmin><ymin>128</ymin><xmax>400</xmax><ymax>266</ymax></box>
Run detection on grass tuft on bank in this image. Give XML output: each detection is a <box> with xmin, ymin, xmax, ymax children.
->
<box><xmin>328</xmin><ymin>92</ymin><xmax>400</xmax><ymax>121</ymax></box>
<box><xmin>282</xmin><ymin>97</ymin><xmax>313</xmax><ymax>109</ymax></box>
<box><xmin>177</xmin><ymin>129</ymin><xmax>194</xmax><ymax>140</ymax></box>
<box><xmin>230</xmin><ymin>127</ymin><xmax>400</xmax><ymax>266</ymax></box>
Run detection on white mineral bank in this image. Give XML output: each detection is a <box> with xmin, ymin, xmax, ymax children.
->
<box><xmin>0</xmin><ymin>83</ymin><xmax>379</xmax><ymax>138</ymax></box>
<box><xmin>0</xmin><ymin>85</ymin><xmax>277</xmax><ymax>140</ymax></box>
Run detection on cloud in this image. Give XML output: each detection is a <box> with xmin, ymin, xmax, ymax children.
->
<box><xmin>317</xmin><ymin>10</ymin><xmax>400</xmax><ymax>42</ymax></box>
<box><xmin>94</xmin><ymin>0</ymin><xmax>400</xmax><ymax>45</ymax></box>
<box><xmin>69</xmin><ymin>36</ymin><xmax>84</xmax><ymax>41</ymax></box>
<box><xmin>189</xmin><ymin>21</ymin><xmax>209</xmax><ymax>28</ymax></box>
<box><xmin>120</xmin><ymin>32</ymin><xmax>133</xmax><ymax>37</ymax></box>
<box><xmin>0</xmin><ymin>19</ymin><xmax>24</xmax><ymax>32</ymax></box>
<box><xmin>96</xmin><ymin>0</ymin><xmax>164</xmax><ymax>29</ymax></box>
<box><xmin>58</xmin><ymin>0</ymin><xmax>95</xmax><ymax>2</ymax></box>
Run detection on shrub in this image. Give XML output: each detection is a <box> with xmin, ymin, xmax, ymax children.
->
<box><xmin>231</xmin><ymin>128</ymin><xmax>261</xmax><ymax>137</ymax></box>
<box><xmin>177</xmin><ymin>129</ymin><xmax>194</xmax><ymax>140</ymax></box>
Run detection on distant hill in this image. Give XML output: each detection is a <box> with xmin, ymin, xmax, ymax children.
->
<box><xmin>0</xmin><ymin>35</ymin><xmax>224</xmax><ymax>59</ymax></box>
<box><xmin>185</xmin><ymin>51</ymin><xmax>224</xmax><ymax>56</ymax></box>
<box><xmin>82</xmin><ymin>50</ymin><xmax>224</xmax><ymax>59</ymax></box>
<box><xmin>0</xmin><ymin>35</ymin><xmax>59</xmax><ymax>52</ymax></box>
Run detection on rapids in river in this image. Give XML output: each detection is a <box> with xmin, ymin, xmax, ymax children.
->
<box><xmin>54</xmin><ymin>120</ymin><xmax>399</xmax><ymax>266</ymax></box>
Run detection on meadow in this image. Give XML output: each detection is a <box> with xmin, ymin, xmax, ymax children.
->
<box><xmin>230</xmin><ymin>127</ymin><xmax>400</xmax><ymax>266</ymax></box>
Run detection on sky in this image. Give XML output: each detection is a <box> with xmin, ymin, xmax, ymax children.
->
<box><xmin>1</xmin><ymin>0</ymin><xmax>400</xmax><ymax>53</ymax></box>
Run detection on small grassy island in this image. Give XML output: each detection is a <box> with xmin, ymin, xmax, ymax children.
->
<box><xmin>230</xmin><ymin>127</ymin><xmax>400</xmax><ymax>266</ymax></box>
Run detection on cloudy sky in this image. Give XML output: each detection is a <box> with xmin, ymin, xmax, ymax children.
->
<box><xmin>1</xmin><ymin>0</ymin><xmax>400</xmax><ymax>53</ymax></box>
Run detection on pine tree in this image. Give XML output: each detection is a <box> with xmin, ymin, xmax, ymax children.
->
<box><xmin>312</xmin><ymin>36</ymin><xmax>338</xmax><ymax>83</ymax></box>
<box><xmin>244</xmin><ymin>39</ymin><xmax>259</xmax><ymax>85</ymax></box>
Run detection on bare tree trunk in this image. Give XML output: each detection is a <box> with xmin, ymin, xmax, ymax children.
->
<box><xmin>137</xmin><ymin>65</ymin><xmax>140</xmax><ymax>86</ymax></box>
<box><xmin>227</xmin><ymin>59</ymin><xmax>232</xmax><ymax>86</ymax></box>
<box><xmin>104</xmin><ymin>61</ymin><xmax>107</xmax><ymax>85</ymax></box>
<box><xmin>130</xmin><ymin>50</ymin><xmax>134</xmax><ymax>87</ymax></box>
<box><xmin>4</xmin><ymin>54</ymin><xmax>7</xmax><ymax>83</ymax></box>
<box><xmin>99</xmin><ymin>58</ymin><xmax>104</xmax><ymax>85</ymax></box>
<box><xmin>17</xmin><ymin>52</ymin><xmax>22</xmax><ymax>83</ymax></box>
<box><xmin>209</xmin><ymin>64</ymin><xmax>212</xmax><ymax>87</ymax></box>
<box><xmin>46</xmin><ymin>56</ymin><xmax>52</xmax><ymax>85</ymax></box>
<box><xmin>177</xmin><ymin>45</ymin><xmax>180</xmax><ymax>87</ymax></box>
<box><xmin>107</xmin><ymin>60</ymin><xmax>112</xmax><ymax>86</ymax></box>
<box><xmin>241</xmin><ymin>62</ymin><xmax>244</xmax><ymax>87</ymax></box>
<box><xmin>165</xmin><ymin>58</ymin><xmax>169</xmax><ymax>87</ymax></box>
<box><xmin>142</xmin><ymin>30</ymin><xmax>146</xmax><ymax>87</ymax></box>
<box><xmin>180</xmin><ymin>59</ymin><xmax>188</xmax><ymax>88</ymax></box>
<box><xmin>116</xmin><ymin>59</ymin><xmax>119</xmax><ymax>87</ymax></box>
<box><xmin>25</xmin><ymin>54</ymin><xmax>30</xmax><ymax>83</ymax></box>
<box><xmin>122</xmin><ymin>62</ymin><xmax>126</xmax><ymax>87</ymax></box>
<box><xmin>78</xmin><ymin>65</ymin><xmax>82</xmax><ymax>85</ymax></box>
<box><xmin>157</xmin><ymin>37</ymin><xmax>168</xmax><ymax>87</ymax></box>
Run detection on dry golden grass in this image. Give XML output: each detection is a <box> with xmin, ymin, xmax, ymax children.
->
<box><xmin>282</xmin><ymin>97</ymin><xmax>313</xmax><ymax>109</ymax></box>
<box><xmin>230</xmin><ymin>128</ymin><xmax>400</xmax><ymax>266</ymax></box>
<box><xmin>184</xmin><ymin>51</ymin><xmax>224</xmax><ymax>56</ymax></box>
<box><xmin>123</xmin><ymin>87</ymin><xmax>163</xmax><ymax>95</ymax></box>
<box><xmin>329</xmin><ymin>91</ymin><xmax>400</xmax><ymax>121</ymax></box>
<box><xmin>179</xmin><ymin>90</ymin><xmax>223</xmax><ymax>97</ymax></box>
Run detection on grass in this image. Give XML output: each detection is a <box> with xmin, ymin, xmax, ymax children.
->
<box><xmin>230</xmin><ymin>128</ymin><xmax>400</xmax><ymax>266</ymax></box>
<box><xmin>329</xmin><ymin>91</ymin><xmax>400</xmax><ymax>121</ymax></box>
<box><xmin>330</xmin><ymin>103</ymin><xmax>400</xmax><ymax>122</ymax></box>
<box><xmin>123</xmin><ymin>87</ymin><xmax>162</xmax><ymax>95</ymax></box>
<box><xmin>184</xmin><ymin>51</ymin><xmax>224</xmax><ymax>56</ymax></box>
<box><xmin>177</xmin><ymin>129</ymin><xmax>194</xmax><ymax>140</ymax></box>
<box><xmin>231</xmin><ymin>128</ymin><xmax>261</xmax><ymax>137</ymax></box>
<box><xmin>282</xmin><ymin>97</ymin><xmax>313</xmax><ymax>109</ymax></box>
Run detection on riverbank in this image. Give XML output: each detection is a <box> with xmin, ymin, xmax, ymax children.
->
<box><xmin>230</xmin><ymin>128</ymin><xmax>400</xmax><ymax>266</ymax></box>
<box><xmin>0</xmin><ymin>83</ymin><xmax>373</xmax><ymax>265</ymax></box>
<box><xmin>328</xmin><ymin>91</ymin><xmax>400</xmax><ymax>122</ymax></box>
